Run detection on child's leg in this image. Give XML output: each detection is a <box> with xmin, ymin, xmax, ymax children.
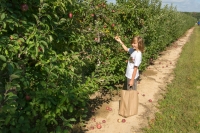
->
<box><xmin>133</xmin><ymin>79</ymin><xmax>138</xmax><ymax>90</ymax></box>
<box><xmin>123</xmin><ymin>77</ymin><xmax>130</xmax><ymax>90</ymax></box>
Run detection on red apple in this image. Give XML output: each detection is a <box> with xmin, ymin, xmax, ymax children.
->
<box><xmin>109</xmin><ymin>108</ymin><xmax>112</xmax><ymax>111</ymax></box>
<box><xmin>106</xmin><ymin>106</ymin><xmax>109</xmax><ymax>110</ymax></box>
<box><xmin>122</xmin><ymin>119</ymin><xmax>126</xmax><ymax>123</ymax></box>
<box><xmin>111</xmin><ymin>23</ymin><xmax>115</xmax><ymax>27</ymax></box>
<box><xmin>25</xmin><ymin>95</ymin><xmax>31</xmax><ymax>101</ymax></box>
<box><xmin>142</xmin><ymin>94</ymin><xmax>145</xmax><ymax>96</ymax></box>
<box><xmin>102</xmin><ymin>120</ymin><xmax>106</xmax><ymax>123</ymax></box>
<box><xmin>38</xmin><ymin>46</ymin><xmax>42</xmax><ymax>52</ymax></box>
<box><xmin>21</xmin><ymin>4</ymin><xmax>29</xmax><ymax>12</ymax></box>
<box><xmin>69</xmin><ymin>12</ymin><xmax>73</xmax><ymax>18</ymax></box>
<box><xmin>149</xmin><ymin>99</ymin><xmax>152</xmax><ymax>102</ymax></box>
<box><xmin>96</xmin><ymin>124</ymin><xmax>102</xmax><ymax>129</ymax></box>
<box><xmin>90</xmin><ymin>126</ymin><xmax>94</xmax><ymax>130</ymax></box>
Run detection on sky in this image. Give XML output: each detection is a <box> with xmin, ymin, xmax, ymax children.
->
<box><xmin>107</xmin><ymin>0</ymin><xmax>200</xmax><ymax>12</ymax></box>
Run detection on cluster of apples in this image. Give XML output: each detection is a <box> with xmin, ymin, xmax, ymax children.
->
<box><xmin>117</xmin><ymin>119</ymin><xmax>126</xmax><ymax>123</ymax></box>
<box><xmin>106</xmin><ymin>106</ymin><xmax>112</xmax><ymax>111</ymax></box>
<box><xmin>159</xmin><ymin>61</ymin><xmax>172</xmax><ymax>68</ymax></box>
<box><xmin>88</xmin><ymin>118</ymin><xmax>106</xmax><ymax>130</ymax></box>
<box><xmin>141</xmin><ymin>94</ymin><xmax>153</xmax><ymax>102</ymax></box>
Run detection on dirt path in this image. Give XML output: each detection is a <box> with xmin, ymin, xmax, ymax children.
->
<box><xmin>83</xmin><ymin>27</ymin><xmax>194</xmax><ymax>133</ymax></box>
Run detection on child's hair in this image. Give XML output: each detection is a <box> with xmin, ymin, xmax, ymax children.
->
<box><xmin>131</xmin><ymin>36</ymin><xmax>145</xmax><ymax>53</ymax></box>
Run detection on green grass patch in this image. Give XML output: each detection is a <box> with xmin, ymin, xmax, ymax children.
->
<box><xmin>143</xmin><ymin>26</ymin><xmax>200</xmax><ymax>133</ymax></box>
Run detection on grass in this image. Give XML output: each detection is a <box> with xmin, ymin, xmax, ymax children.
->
<box><xmin>143</xmin><ymin>26</ymin><xmax>200</xmax><ymax>133</ymax></box>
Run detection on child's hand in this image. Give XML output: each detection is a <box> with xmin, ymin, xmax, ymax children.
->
<box><xmin>129</xmin><ymin>80</ymin><xmax>134</xmax><ymax>88</ymax></box>
<box><xmin>114</xmin><ymin>35</ymin><xmax>121</xmax><ymax>42</ymax></box>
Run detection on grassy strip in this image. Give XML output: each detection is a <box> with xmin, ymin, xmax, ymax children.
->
<box><xmin>143</xmin><ymin>26</ymin><xmax>200</xmax><ymax>133</ymax></box>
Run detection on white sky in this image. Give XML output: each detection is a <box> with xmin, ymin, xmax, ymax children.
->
<box><xmin>106</xmin><ymin>0</ymin><xmax>200</xmax><ymax>12</ymax></box>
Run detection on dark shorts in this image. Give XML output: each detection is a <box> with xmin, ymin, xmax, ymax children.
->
<box><xmin>123</xmin><ymin>77</ymin><xmax>138</xmax><ymax>90</ymax></box>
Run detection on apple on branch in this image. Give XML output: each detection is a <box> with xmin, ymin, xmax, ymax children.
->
<box><xmin>69</xmin><ymin>12</ymin><xmax>73</xmax><ymax>18</ymax></box>
<box><xmin>25</xmin><ymin>95</ymin><xmax>31</xmax><ymax>101</ymax></box>
<box><xmin>21</xmin><ymin>4</ymin><xmax>29</xmax><ymax>12</ymax></box>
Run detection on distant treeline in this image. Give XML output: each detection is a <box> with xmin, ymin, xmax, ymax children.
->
<box><xmin>182</xmin><ymin>12</ymin><xmax>200</xmax><ymax>21</ymax></box>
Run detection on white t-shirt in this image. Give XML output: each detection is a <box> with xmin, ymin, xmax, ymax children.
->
<box><xmin>125</xmin><ymin>48</ymin><xmax>142</xmax><ymax>79</ymax></box>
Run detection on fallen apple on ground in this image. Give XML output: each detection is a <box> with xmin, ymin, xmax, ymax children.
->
<box><xmin>90</xmin><ymin>126</ymin><xmax>94</xmax><ymax>130</ymax></box>
<box><xmin>122</xmin><ymin>119</ymin><xmax>126</xmax><ymax>123</ymax></box>
<box><xmin>142</xmin><ymin>94</ymin><xmax>145</xmax><ymax>96</ymax></box>
<box><xmin>102</xmin><ymin>120</ymin><xmax>106</xmax><ymax>123</ymax></box>
<box><xmin>96</xmin><ymin>124</ymin><xmax>102</xmax><ymax>129</ymax></box>
<box><xmin>149</xmin><ymin>99</ymin><xmax>152</xmax><ymax>102</ymax></box>
<box><xmin>117</xmin><ymin>119</ymin><xmax>121</xmax><ymax>123</ymax></box>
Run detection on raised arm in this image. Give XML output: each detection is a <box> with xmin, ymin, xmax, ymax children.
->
<box><xmin>114</xmin><ymin>36</ymin><xmax>128</xmax><ymax>52</ymax></box>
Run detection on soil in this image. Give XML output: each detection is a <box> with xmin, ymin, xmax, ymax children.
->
<box><xmin>72</xmin><ymin>27</ymin><xmax>194</xmax><ymax>133</ymax></box>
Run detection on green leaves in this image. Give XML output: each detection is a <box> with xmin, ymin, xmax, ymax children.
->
<box><xmin>10</xmin><ymin>74</ymin><xmax>20</xmax><ymax>80</ymax></box>
<box><xmin>0</xmin><ymin>55</ymin><xmax>6</xmax><ymax>62</ymax></box>
<box><xmin>1</xmin><ymin>13</ymin><xmax>5</xmax><ymax>20</ymax></box>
